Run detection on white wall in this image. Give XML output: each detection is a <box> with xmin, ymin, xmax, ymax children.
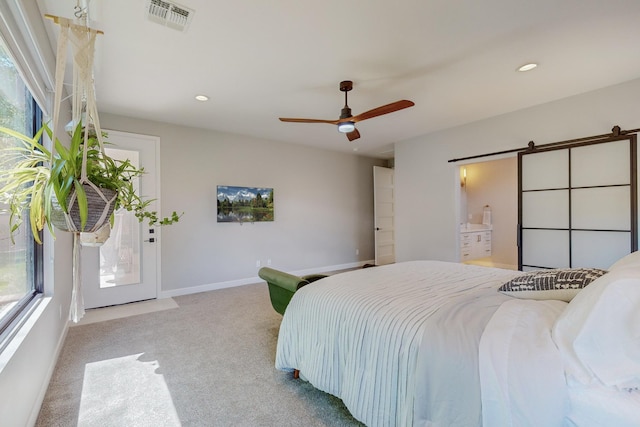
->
<box><xmin>395</xmin><ymin>77</ymin><xmax>640</xmax><ymax>262</ymax></box>
<box><xmin>100</xmin><ymin>113</ymin><xmax>385</xmax><ymax>294</ymax></box>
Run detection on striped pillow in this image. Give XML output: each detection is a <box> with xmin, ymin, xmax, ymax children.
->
<box><xmin>499</xmin><ymin>268</ymin><xmax>608</xmax><ymax>302</ymax></box>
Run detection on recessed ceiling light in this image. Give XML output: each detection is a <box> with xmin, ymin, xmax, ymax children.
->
<box><xmin>517</xmin><ymin>63</ymin><xmax>538</xmax><ymax>72</ymax></box>
<box><xmin>195</xmin><ymin>95</ymin><xmax>209</xmax><ymax>101</ymax></box>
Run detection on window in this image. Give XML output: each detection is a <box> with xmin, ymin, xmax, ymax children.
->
<box><xmin>0</xmin><ymin>36</ymin><xmax>43</xmax><ymax>337</ymax></box>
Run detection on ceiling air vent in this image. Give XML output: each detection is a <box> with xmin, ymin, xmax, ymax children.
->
<box><xmin>147</xmin><ymin>0</ymin><xmax>194</xmax><ymax>32</ymax></box>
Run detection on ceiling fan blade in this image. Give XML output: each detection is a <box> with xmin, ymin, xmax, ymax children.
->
<box><xmin>352</xmin><ymin>100</ymin><xmax>415</xmax><ymax>123</ymax></box>
<box><xmin>279</xmin><ymin>117</ymin><xmax>339</xmax><ymax>124</ymax></box>
<box><xmin>347</xmin><ymin>128</ymin><xmax>360</xmax><ymax>141</ymax></box>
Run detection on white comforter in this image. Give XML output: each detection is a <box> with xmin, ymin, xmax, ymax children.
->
<box><xmin>275</xmin><ymin>260</ymin><xmax>522</xmax><ymax>427</ymax></box>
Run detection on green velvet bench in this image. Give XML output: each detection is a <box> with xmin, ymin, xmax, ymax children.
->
<box><xmin>258</xmin><ymin>267</ymin><xmax>327</xmax><ymax>315</ymax></box>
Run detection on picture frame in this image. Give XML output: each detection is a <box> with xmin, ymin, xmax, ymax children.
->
<box><xmin>216</xmin><ymin>185</ymin><xmax>274</xmax><ymax>223</ymax></box>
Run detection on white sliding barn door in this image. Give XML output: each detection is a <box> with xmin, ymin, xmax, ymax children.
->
<box><xmin>518</xmin><ymin>135</ymin><xmax>637</xmax><ymax>270</ymax></box>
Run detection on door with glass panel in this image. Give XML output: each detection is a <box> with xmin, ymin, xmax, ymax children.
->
<box><xmin>518</xmin><ymin>135</ymin><xmax>637</xmax><ymax>271</ymax></box>
<box><xmin>82</xmin><ymin>130</ymin><xmax>160</xmax><ymax>309</ymax></box>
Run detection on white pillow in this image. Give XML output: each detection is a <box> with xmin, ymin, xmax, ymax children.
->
<box><xmin>608</xmin><ymin>251</ymin><xmax>640</xmax><ymax>271</ymax></box>
<box><xmin>552</xmin><ymin>266</ymin><xmax>640</xmax><ymax>390</ymax></box>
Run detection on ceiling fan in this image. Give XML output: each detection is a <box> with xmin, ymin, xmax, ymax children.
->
<box><xmin>279</xmin><ymin>80</ymin><xmax>415</xmax><ymax>142</ymax></box>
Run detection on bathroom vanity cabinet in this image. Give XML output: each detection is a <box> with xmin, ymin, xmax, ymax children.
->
<box><xmin>460</xmin><ymin>225</ymin><xmax>492</xmax><ymax>261</ymax></box>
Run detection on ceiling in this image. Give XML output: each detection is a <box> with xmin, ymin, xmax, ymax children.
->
<box><xmin>36</xmin><ymin>0</ymin><xmax>640</xmax><ymax>158</ymax></box>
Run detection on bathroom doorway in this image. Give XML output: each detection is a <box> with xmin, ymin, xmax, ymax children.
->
<box><xmin>460</xmin><ymin>156</ymin><xmax>518</xmax><ymax>270</ymax></box>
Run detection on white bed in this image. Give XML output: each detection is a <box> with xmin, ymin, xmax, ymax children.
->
<box><xmin>275</xmin><ymin>258</ymin><xmax>640</xmax><ymax>427</ymax></box>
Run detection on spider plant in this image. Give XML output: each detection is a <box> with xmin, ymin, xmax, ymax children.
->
<box><xmin>0</xmin><ymin>125</ymin><xmax>51</xmax><ymax>243</ymax></box>
<box><xmin>0</xmin><ymin>122</ymin><xmax>180</xmax><ymax>244</ymax></box>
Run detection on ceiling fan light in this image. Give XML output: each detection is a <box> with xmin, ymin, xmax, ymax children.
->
<box><xmin>338</xmin><ymin>121</ymin><xmax>355</xmax><ymax>133</ymax></box>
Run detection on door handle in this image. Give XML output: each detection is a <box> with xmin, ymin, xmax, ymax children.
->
<box><xmin>144</xmin><ymin>238</ymin><xmax>155</xmax><ymax>243</ymax></box>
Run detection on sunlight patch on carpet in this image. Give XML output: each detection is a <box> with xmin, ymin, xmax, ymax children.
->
<box><xmin>79</xmin><ymin>353</ymin><xmax>180</xmax><ymax>426</ymax></box>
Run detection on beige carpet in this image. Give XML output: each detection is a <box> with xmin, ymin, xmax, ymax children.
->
<box><xmin>36</xmin><ymin>283</ymin><xmax>363</xmax><ymax>426</ymax></box>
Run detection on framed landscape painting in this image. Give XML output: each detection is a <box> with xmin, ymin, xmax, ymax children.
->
<box><xmin>217</xmin><ymin>186</ymin><xmax>274</xmax><ymax>223</ymax></box>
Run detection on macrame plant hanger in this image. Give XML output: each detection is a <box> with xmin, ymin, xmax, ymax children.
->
<box><xmin>46</xmin><ymin>9</ymin><xmax>110</xmax><ymax>322</ymax></box>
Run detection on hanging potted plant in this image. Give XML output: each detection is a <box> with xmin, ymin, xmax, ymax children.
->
<box><xmin>21</xmin><ymin>13</ymin><xmax>180</xmax><ymax>322</ymax></box>
<box><xmin>0</xmin><ymin>121</ymin><xmax>181</xmax><ymax>245</ymax></box>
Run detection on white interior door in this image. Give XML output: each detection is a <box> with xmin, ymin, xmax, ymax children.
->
<box><xmin>374</xmin><ymin>166</ymin><xmax>395</xmax><ymax>265</ymax></box>
<box><xmin>82</xmin><ymin>130</ymin><xmax>161</xmax><ymax>309</ymax></box>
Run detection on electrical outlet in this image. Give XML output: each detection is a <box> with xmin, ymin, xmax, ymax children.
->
<box><xmin>267</xmin><ymin>259</ymin><xmax>272</xmax><ymax>266</ymax></box>
<box><xmin>256</xmin><ymin>260</ymin><xmax>261</xmax><ymax>268</ymax></box>
<box><xmin>356</xmin><ymin>249</ymin><xmax>360</xmax><ymax>255</ymax></box>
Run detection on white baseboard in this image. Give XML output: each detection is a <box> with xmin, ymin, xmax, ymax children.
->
<box><xmin>159</xmin><ymin>276</ymin><xmax>258</xmax><ymax>298</ymax></box>
<box><xmin>158</xmin><ymin>260</ymin><xmax>373</xmax><ymax>299</ymax></box>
